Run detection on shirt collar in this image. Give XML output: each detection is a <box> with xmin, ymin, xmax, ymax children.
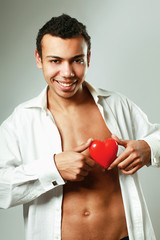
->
<box><xmin>84</xmin><ymin>81</ymin><xmax>110</xmax><ymax>101</ymax></box>
<box><xmin>24</xmin><ymin>81</ymin><xmax>110</xmax><ymax>110</ymax></box>
<box><xmin>24</xmin><ymin>86</ymin><xmax>48</xmax><ymax>110</ymax></box>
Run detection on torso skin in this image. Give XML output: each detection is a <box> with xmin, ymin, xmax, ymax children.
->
<box><xmin>49</xmin><ymin>89</ymin><xmax>128</xmax><ymax>240</ymax></box>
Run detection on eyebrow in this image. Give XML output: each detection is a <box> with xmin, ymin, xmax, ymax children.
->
<box><xmin>46</xmin><ymin>56</ymin><xmax>61</xmax><ymax>59</ymax></box>
<box><xmin>72</xmin><ymin>54</ymin><xmax>85</xmax><ymax>59</ymax></box>
<box><xmin>46</xmin><ymin>54</ymin><xmax>85</xmax><ymax>60</ymax></box>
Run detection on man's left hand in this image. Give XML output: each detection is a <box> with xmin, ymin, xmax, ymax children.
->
<box><xmin>108</xmin><ymin>134</ymin><xmax>151</xmax><ymax>175</ymax></box>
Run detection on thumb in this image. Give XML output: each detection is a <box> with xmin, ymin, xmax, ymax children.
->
<box><xmin>74</xmin><ymin>138</ymin><xmax>93</xmax><ymax>153</ymax></box>
<box><xmin>111</xmin><ymin>134</ymin><xmax>128</xmax><ymax>147</ymax></box>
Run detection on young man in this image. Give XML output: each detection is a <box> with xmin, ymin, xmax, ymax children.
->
<box><xmin>0</xmin><ymin>14</ymin><xmax>160</xmax><ymax>240</ymax></box>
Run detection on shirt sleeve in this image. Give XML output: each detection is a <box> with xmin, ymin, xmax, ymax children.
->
<box><xmin>127</xmin><ymin>98</ymin><xmax>160</xmax><ymax>167</ymax></box>
<box><xmin>0</xmin><ymin>114</ymin><xmax>65</xmax><ymax>209</ymax></box>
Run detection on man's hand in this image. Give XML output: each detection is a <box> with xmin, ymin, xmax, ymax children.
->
<box><xmin>54</xmin><ymin>139</ymin><xmax>95</xmax><ymax>181</ymax></box>
<box><xmin>108</xmin><ymin>134</ymin><xmax>151</xmax><ymax>175</ymax></box>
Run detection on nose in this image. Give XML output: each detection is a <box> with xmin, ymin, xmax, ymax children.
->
<box><xmin>60</xmin><ymin>61</ymin><xmax>74</xmax><ymax>78</ymax></box>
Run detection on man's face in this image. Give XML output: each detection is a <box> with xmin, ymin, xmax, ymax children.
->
<box><xmin>35</xmin><ymin>34</ymin><xmax>90</xmax><ymax>99</ymax></box>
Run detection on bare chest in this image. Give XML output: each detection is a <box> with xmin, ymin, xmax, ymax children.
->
<box><xmin>51</xmin><ymin>100</ymin><xmax>121</xmax><ymax>201</ymax></box>
<box><xmin>51</xmin><ymin>102</ymin><xmax>111</xmax><ymax>152</ymax></box>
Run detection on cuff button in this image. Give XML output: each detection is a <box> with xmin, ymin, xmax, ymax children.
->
<box><xmin>52</xmin><ymin>181</ymin><xmax>58</xmax><ymax>186</ymax></box>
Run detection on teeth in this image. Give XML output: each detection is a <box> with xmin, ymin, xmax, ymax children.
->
<box><xmin>58</xmin><ymin>81</ymin><xmax>74</xmax><ymax>87</ymax></box>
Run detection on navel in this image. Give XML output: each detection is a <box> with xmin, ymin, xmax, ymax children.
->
<box><xmin>83</xmin><ymin>210</ymin><xmax>91</xmax><ymax>217</ymax></box>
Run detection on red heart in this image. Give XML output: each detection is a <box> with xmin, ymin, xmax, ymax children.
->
<box><xmin>89</xmin><ymin>138</ymin><xmax>118</xmax><ymax>169</ymax></box>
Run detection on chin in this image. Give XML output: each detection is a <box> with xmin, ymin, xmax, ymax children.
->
<box><xmin>54</xmin><ymin>89</ymin><xmax>76</xmax><ymax>99</ymax></box>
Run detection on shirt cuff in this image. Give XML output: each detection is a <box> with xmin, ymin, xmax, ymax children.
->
<box><xmin>24</xmin><ymin>156</ymin><xmax>66</xmax><ymax>192</ymax></box>
<box><xmin>141</xmin><ymin>137</ymin><xmax>160</xmax><ymax>167</ymax></box>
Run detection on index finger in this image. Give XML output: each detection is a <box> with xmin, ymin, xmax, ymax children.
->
<box><xmin>108</xmin><ymin>148</ymin><xmax>130</xmax><ymax>170</ymax></box>
<box><xmin>85</xmin><ymin>157</ymin><xmax>96</xmax><ymax>167</ymax></box>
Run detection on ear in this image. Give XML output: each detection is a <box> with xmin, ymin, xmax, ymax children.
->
<box><xmin>35</xmin><ymin>49</ymin><xmax>42</xmax><ymax>69</ymax></box>
<box><xmin>87</xmin><ymin>50</ymin><xmax>91</xmax><ymax>67</ymax></box>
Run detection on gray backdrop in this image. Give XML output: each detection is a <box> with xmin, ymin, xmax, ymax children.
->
<box><xmin>0</xmin><ymin>0</ymin><xmax>160</xmax><ymax>239</ymax></box>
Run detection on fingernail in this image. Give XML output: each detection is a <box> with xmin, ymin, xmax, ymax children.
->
<box><xmin>87</xmin><ymin>138</ymin><xmax>93</xmax><ymax>143</ymax></box>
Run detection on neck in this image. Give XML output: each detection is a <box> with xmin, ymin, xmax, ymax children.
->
<box><xmin>47</xmin><ymin>83</ymin><xmax>89</xmax><ymax>113</ymax></box>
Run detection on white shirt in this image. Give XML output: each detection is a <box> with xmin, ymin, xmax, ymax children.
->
<box><xmin>0</xmin><ymin>82</ymin><xmax>160</xmax><ymax>240</ymax></box>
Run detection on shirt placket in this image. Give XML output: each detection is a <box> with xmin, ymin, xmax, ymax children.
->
<box><xmin>46</xmin><ymin>109</ymin><xmax>64</xmax><ymax>240</ymax></box>
<box><xmin>54</xmin><ymin>190</ymin><xmax>63</xmax><ymax>240</ymax></box>
<box><xmin>96</xmin><ymin>97</ymin><xmax>122</xmax><ymax>137</ymax></box>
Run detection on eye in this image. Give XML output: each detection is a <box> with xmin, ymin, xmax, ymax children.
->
<box><xmin>50</xmin><ymin>59</ymin><xmax>60</xmax><ymax>64</ymax></box>
<box><xmin>74</xmin><ymin>59</ymin><xmax>84</xmax><ymax>64</ymax></box>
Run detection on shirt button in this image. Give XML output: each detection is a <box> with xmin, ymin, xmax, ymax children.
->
<box><xmin>153</xmin><ymin>157</ymin><xmax>158</xmax><ymax>163</ymax></box>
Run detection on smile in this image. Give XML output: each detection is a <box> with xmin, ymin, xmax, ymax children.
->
<box><xmin>56</xmin><ymin>80</ymin><xmax>77</xmax><ymax>87</ymax></box>
<box><xmin>58</xmin><ymin>82</ymin><xmax>74</xmax><ymax>87</ymax></box>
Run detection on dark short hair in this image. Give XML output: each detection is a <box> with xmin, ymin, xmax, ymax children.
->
<box><xmin>36</xmin><ymin>14</ymin><xmax>91</xmax><ymax>59</ymax></box>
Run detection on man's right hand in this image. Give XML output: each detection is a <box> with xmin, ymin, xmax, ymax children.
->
<box><xmin>54</xmin><ymin>139</ymin><xmax>95</xmax><ymax>181</ymax></box>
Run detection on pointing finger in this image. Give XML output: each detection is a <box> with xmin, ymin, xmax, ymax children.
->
<box><xmin>111</xmin><ymin>134</ymin><xmax>128</xmax><ymax>147</ymax></box>
<box><xmin>74</xmin><ymin>138</ymin><xmax>93</xmax><ymax>153</ymax></box>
